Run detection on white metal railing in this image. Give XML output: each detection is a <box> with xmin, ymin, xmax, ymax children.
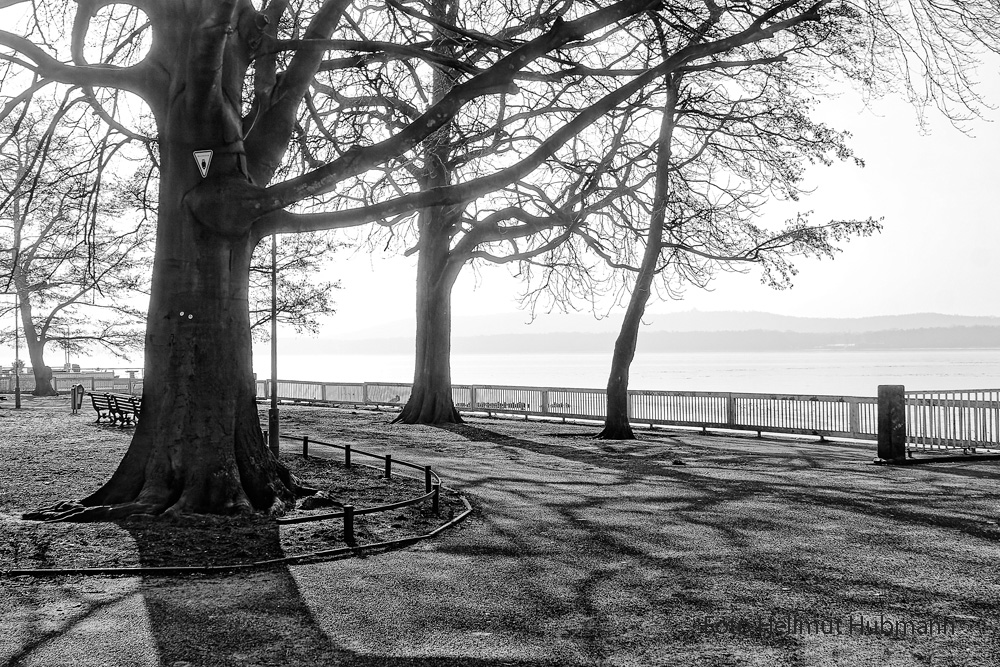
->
<box><xmin>0</xmin><ymin>375</ymin><xmax>142</xmax><ymax>396</ymax></box>
<box><xmin>256</xmin><ymin>379</ymin><xmax>880</xmax><ymax>441</ymax></box>
<box><xmin>12</xmin><ymin>373</ymin><xmax>994</xmax><ymax>449</ymax></box>
<box><xmin>904</xmin><ymin>388</ymin><xmax>1000</xmax><ymax>452</ymax></box>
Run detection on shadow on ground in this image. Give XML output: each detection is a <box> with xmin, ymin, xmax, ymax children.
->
<box><xmin>6</xmin><ymin>402</ymin><xmax>1000</xmax><ymax>666</ymax></box>
<box><xmin>122</xmin><ymin>522</ymin><xmax>347</xmax><ymax>667</ymax></box>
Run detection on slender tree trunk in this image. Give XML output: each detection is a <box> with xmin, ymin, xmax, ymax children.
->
<box><xmin>600</xmin><ymin>272</ymin><xmax>657</xmax><ymax>440</ymax></box>
<box><xmin>598</xmin><ymin>79</ymin><xmax>679</xmax><ymax>440</ymax></box>
<box><xmin>396</xmin><ymin>208</ymin><xmax>464</xmax><ymax>424</ymax></box>
<box><xmin>18</xmin><ymin>296</ymin><xmax>56</xmax><ymax>396</ymax></box>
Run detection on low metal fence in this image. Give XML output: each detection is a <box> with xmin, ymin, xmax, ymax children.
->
<box><xmin>274</xmin><ymin>432</ymin><xmax>445</xmax><ymax>544</ymax></box>
<box><xmin>256</xmin><ymin>379</ymin><xmax>880</xmax><ymax>441</ymax></box>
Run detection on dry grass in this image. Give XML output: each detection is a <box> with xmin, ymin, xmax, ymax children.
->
<box><xmin>0</xmin><ymin>396</ymin><xmax>463</xmax><ymax>572</ymax></box>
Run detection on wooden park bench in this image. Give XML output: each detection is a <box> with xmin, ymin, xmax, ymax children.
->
<box><xmin>89</xmin><ymin>392</ymin><xmax>141</xmax><ymax>426</ymax></box>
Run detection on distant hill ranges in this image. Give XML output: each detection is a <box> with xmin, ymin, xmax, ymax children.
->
<box><xmin>283</xmin><ymin>312</ymin><xmax>1000</xmax><ymax>354</ymax></box>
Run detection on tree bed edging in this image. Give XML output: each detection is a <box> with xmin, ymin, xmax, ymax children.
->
<box><xmin>0</xmin><ymin>494</ymin><xmax>473</xmax><ymax>578</ymax></box>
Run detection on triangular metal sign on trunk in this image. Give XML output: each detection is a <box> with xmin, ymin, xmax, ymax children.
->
<box><xmin>193</xmin><ymin>150</ymin><xmax>213</xmax><ymax>178</ymax></box>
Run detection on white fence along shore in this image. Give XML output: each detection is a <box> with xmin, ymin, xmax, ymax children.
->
<box><xmin>260</xmin><ymin>378</ymin><xmax>879</xmax><ymax>438</ymax></box>
<box><xmin>3</xmin><ymin>374</ymin><xmax>996</xmax><ymax>454</ymax></box>
<box><xmin>253</xmin><ymin>379</ymin><xmax>999</xmax><ymax>453</ymax></box>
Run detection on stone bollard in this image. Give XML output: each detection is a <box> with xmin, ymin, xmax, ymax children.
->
<box><xmin>877</xmin><ymin>384</ymin><xmax>907</xmax><ymax>462</ymax></box>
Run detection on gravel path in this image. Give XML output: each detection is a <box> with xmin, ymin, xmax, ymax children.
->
<box><xmin>282</xmin><ymin>412</ymin><xmax>1000</xmax><ymax>666</ymax></box>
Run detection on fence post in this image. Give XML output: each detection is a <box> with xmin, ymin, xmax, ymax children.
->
<box><xmin>424</xmin><ymin>465</ymin><xmax>432</xmax><ymax>493</ymax></box>
<box><xmin>362</xmin><ymin>383</ymin><xmax>370</xmax><ymax>405</ymax></box>
<box><xmin>726</xmin><ymin>393</ymin><xmax>736</xmax><ymax>427</ymax></box>
<box><xmin>848</xmin><ymin>398</ymin><xmax>861</xmax><ymax>437</ymax></box>
<box><xmin>344</xmin><ymin>443</ymin><xmax>352</xmax><ymax>467</ymax></box>
<box><xmin>343</xmin><ymin>505</ymin><xmax>355</xmax><ymax>545</ymax></box>
<box><xmin>470</xmin><ymin>385</ymin><xmax>477</xmax><ymax>411</ymax></box>
<box><xmin>432</xmin><ymin>483</ymin><xmax>440</xmax><ymax>515</ymax></box>
<box><xmin>302</xmin><ymin>436</ymin><xmax>309</xmax><ymax>458</ymax></box>
<box><xmin>877</xmin><ymin>385</ymin><xmax>907</xmax><ymax>461</ymax></box>
<box><xmin>385</xmin><ymin>454</ymin><xmax>392</xmax><ymax>479</ymax></box>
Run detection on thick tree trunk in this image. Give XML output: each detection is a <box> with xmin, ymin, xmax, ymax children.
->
<box><xmin>396</xmin><ymin>209</ymin><xmax>463</xmax><ymax>425</ymax></box>
<box><xmin>24</xmin><ymin>140</ymin><xmax>298</xmax><ymax>522</ymax></box>
<box><xmin>18</xmin><ymin>299</ymin><xmax>56</xmax><ymax>396</ymax></box>
<box><xmin>598</xmin><ymin>79</ymin><xmax>679</xmax><ymax>440</ymax></box>
<box><xmin>395</xmin><ymin>0</ymin><xmax>466</xmax><ymax>426</ymax></box>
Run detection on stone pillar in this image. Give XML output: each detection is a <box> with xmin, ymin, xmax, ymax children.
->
<box><xmin>877</xmin><ymin>385</ymin><xmax>907</xmax><ymax>461</ymax></box>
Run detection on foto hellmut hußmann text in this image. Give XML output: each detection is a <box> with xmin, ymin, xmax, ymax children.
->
<box><xmin>696</xmin><ymin>614</ymin><xmax>998</xmax><ymax>640</ymax></box>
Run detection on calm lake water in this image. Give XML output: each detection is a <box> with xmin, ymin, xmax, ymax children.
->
<box><xmin>257</xmin><ymin>348</ymin><xmax>1000</xmax><ymax>397</ymax></box>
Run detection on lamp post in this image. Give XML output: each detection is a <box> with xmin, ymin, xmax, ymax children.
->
<box><xmin>13</xmin><ymin>292</ymin><xmax>20</xmax><ymax>409</ymax></box>
<box><xmin>268</xmin><ymin>233</ymin><xmax>279</xmax><ymax>454</ymax></box>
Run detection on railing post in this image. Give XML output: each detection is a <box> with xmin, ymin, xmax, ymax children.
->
<box><xmin>726</xmin><ymin>393</ymin><xmax>736</xmax><ymax>427</ymax></box>
<box><xmin>321</xmin><ymin>384</ymin><xmax>328</xmax><ymax>402</ymax></box>
<box><xmin>541</xmin><ymin>389</ymin><xmax>549</xmax><ymax>415</ymax></box>
<box><xmin>385</xmin><ymin>454</ymin><xmax>392</xmax><ymax>479</ymax></box>
<box><xmin>424</xmin><ymin>465</ymin><xmax>432</xmax><ymax>493</ymax></box>
<box><xmin>877</xmin><ymin>384</ymin><xmax>907</xmax><ymax>462</ymax></box>
<box><xmin>362</xmin><ymin>383</ymin><xmax>370</xmax><ymax>405</ymax></box>
<box><xmin>343</xmin><ymin>505</ymin><xmax>355</xmax><ymax>545</ymax></box>
<box><xmin>470</xmin><ymin>385</ymin><xmax>477</xmax><ymax>410</ymax></box>
<box><xmin>432</xmin><ymin>483</ymin><xmax>440</xmax><ymax>515</ymax></box>
<box><xmin>302</xmin><ymin>436</ymin><xmax>309</xmax><ymax>458</ymax></box>
<box><xmin>345</xmin><ymin>443</ymin><xmax>351</xmax><ymax>467</ymax></box>
<box><xmin>848</xmin><ymin>398</ymin><xmax>861</xmax><ymax>437</ymax></box>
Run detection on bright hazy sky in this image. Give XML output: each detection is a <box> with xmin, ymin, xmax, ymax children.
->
<box><xmin>326</xmin><ymin>63</ymin><xmax>1000</xmax><ymax>337</ymax></box>
<box><xmin>3</xmin><ymin>53</ymin><xmax>998</xmax><ymax>368</ymax></box>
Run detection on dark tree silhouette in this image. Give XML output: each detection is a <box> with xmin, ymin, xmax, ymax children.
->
<box><xmin>589</xmin><ymin>71</ymin><xmax>881</xmax><ymax>439</ymax></box>
<box><xmin>512</xmin><ymin>3</ymin><xmax>999</xmax><ymax>439</ymax></box>
<box><xmin>0</xmin><ymin>96</ymin><xmax>151</xmax><ymax>395</ymax></box>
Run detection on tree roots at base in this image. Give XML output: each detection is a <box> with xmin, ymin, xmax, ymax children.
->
<box><xmin>595</xmin><ymin>424</ymin><xmax>637</xmax><ymax>440</ymax></box>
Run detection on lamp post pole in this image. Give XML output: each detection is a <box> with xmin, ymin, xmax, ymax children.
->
<box><xmin>13</xmin><ymin>292</ymin><xmax>20</xmax><ymax>409</ymax></box>
<box><xmin>268</xmin><ymin>234</ymin><xmax>279</xmax><ymax>455</ymax></box>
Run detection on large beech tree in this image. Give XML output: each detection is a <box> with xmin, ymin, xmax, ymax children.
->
<box><xmin>314</xmin><ymin>0</ymin><xmax>625</xmax><ymax>424</ymax></box>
